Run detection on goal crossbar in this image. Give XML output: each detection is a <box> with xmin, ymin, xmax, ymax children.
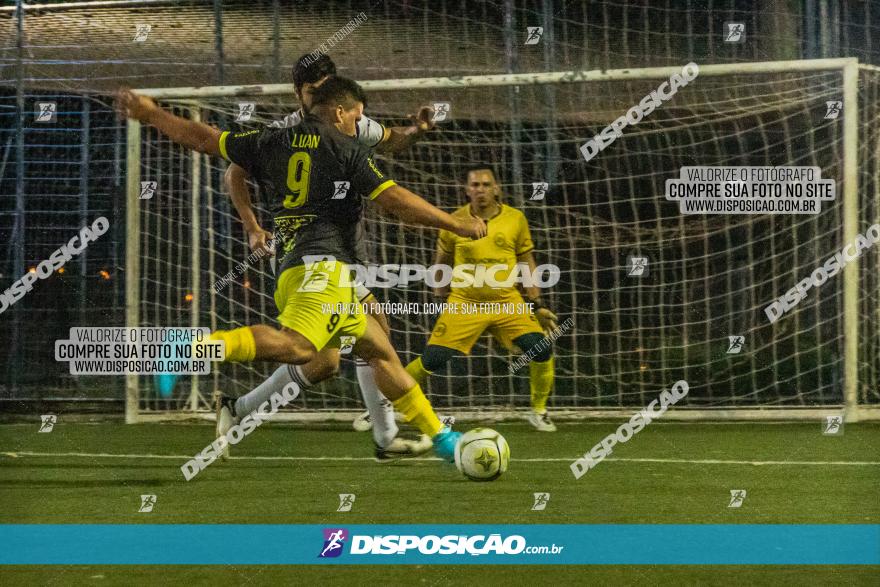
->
<box><xmin>133</xmin><ymin>58</ymin><xmax>859</xmax><ymax>99</ymax></box>
<box><xmin>125</xmin><ymin>58</ymin><xmax>875</xmax><ymax>422</ymax></box>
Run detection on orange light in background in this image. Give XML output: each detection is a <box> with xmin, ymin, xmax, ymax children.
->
<box><xmin>98</xmin><ymin>270</ymin><xmax>110</xmax><ymax>280</ymax></box>
<box><xmin>184</xmin><ymin>293</ymin><xmax>194</xmax><ymax>302</ymax></box>
<box><xmin>243</xmin><ymin>280</ymin><xmax>251</xmax><ymax>288</ymax></box>
<box><xmin>27</xmin><ymin>267</ymin><xmax>36</xmax><ymax>274</ymax></box>
<box><xmin>57</xmin><ymin>267</ymin><xmax>65</xmax><ymax>274</ymax></box>
<box><xmin>639</xmin><ymin>364</ymin><xmax>649</xmax><ymax>371</ymax></box>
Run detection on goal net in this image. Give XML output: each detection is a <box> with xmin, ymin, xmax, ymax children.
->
<box><xmin>126</xmin><ymin>59</ymin><xmax>880</xmax><ymax>422</ymax></box>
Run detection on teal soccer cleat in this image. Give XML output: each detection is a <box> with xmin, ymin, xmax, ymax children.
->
<box><xmin>432</xmin><ymin>427</ymin><xmax>462</xmax><ymax>462</ymax></box>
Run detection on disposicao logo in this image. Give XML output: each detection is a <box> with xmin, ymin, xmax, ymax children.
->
<box><xmin>319</xmin><ymin>528</ymin><xmax>348</xmax><ymax>558</ymax></box>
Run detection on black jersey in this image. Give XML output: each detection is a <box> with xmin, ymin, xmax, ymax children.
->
<box><xmin>220</xmin><ymin>113</ymin><xmax>395</xmax><ymax>272</ymax></box>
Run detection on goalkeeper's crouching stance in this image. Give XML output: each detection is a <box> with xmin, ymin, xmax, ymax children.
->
<box><xmin>405</xmin><ymin>307</ymin><xmax>558</xmax><ymax>432</ymax></box>
<box><xmin>404</xmin><ymin>166</ymin><xmax>560</xmax><ymax>431</ymax></box>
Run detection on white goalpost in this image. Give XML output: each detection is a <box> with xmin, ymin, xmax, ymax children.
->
<box><xmin>125</xmin><ymin>58</ymin><xmax>880</xmax><ymax>423</ymax></box>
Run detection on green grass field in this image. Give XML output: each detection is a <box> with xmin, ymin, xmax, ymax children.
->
<box><xmin>1</xmin><ymin>419</ymin><xmax>878</xmax><ymax>584</ymax></box>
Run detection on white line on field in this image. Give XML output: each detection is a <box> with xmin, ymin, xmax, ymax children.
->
<box><xmin>2</xmin><ymin>451</ymin><xmax>879</xmax><ymax>466</ymax></box>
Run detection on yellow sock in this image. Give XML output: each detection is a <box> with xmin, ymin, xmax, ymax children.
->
<box><xmin>392</xmin><ymin>384</ymin><xmax>444</xmax><ymax>437</ymax></box>
<box><xmin>529</xmin><ymin>357</ymin><xmax>555</xmax><ymax>413</ymax></box>
<box><xmin>405</xmin><ymin>357</ymin><xmax>433</xmax><ymax>386</ymax></box>
<box><xmin>209</xmin><ymin>327</ymin><xmax>256</xmax><ymax>362</ymax></box>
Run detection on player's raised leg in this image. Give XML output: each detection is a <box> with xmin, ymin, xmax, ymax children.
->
<box><xmin>215</xmin><ymin>286</ymin><xmax>430</xmax><ymax>460</ymax></box>
<box><xmin>210</xmin><ymin>258</ymin><xmax>348</xmax><ymax>457</ymax></box>
<box><xmin>216</xmin><ymin>338</ymin><xmax>430</xmax><ymax>461</ymax></box>
<box><xmin>220</xmin><ymin>342</ymin><xmax>332</xmax><ymax>422</ymax></box>
<box><xmin>210</xmin><ymin>323</ymin><xmax>319</xmax><ymax>454</ymax></box>
<box><xmin>209</xmin><ymin>323</ymin><xmax>318</xmax><ymax>365</ymax></box>
<box><xmin>214</xmin><ymin>345</ymin><xmax>330</xmax><ymax>458</ymax></box>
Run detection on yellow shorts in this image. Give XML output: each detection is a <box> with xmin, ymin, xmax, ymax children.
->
<box><xmin>274</xmin><ymin>260</ymin><xmax>367</xmax><ymax>351</ymax></box>
<box><xmin>427</xmin><ymin>295</ymin><xmax>543</xmax><ymax>354</ymax></box>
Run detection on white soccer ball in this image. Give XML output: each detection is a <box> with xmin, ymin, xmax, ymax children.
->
<box><xmin>454</xmin><ymin>427</ymin><xmax>510</xmax><ymax>482</ymax></box>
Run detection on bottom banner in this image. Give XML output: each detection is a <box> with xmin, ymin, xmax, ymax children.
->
<box><xmin>1</xmin><ymin>524</ymin><xmax>878</xmax><ymax>565</ymax></box>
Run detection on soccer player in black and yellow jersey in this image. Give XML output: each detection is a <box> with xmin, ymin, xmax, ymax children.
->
<box><xmin>116</xmin><ymin>77</ymin><xmax>486</xmax><ymax>462</ymax></box>
<box><xmin>405</xmin><ymin>167</ymin><xmax>560</xmax><ymax>431</ymax></box>
<box><xmin>225</xmin><ymin>53</ymin><xmax>439</xmax><ymax>462</ymax></box>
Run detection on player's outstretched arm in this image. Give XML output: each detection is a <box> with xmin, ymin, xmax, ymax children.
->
<box><xmin>375</xmin><ymin>106</ymin><xmax>435</xmax><ymax>154</ymax></box>
<box><xmin>224</xmin><ymin>164</ymin><xmax>273</xmax><ymax>256</ymax></box>
<box><xmin>373</xmin><ymin>184</ymin><xmax>487</xmax><ymax>239</ymax></box>
<box><xmin>115</xmin><ymin>89</ymin><xmax>222</xmax><ymax>157</ymax></box>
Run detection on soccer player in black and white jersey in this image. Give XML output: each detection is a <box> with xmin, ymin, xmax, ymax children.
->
<box><xmin>224</xmin><ymin>54</ymin><xmax>438</xmax><ymax>461</ymax></box>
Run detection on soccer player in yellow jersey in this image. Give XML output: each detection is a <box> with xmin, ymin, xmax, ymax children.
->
<box><xmin>405</xmin><ymin>167</ymin><xmax>560</xmax><ymax>431</ymax></box>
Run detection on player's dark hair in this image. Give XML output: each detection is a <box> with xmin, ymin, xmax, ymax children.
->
<box><xmin>292</xmin><ymin>53</ymin><xmax>337</xmax><ymax>89</ymax></box>
<box><xmin>311</xmin><ymin>76</ymin><xmax>368</xmax><ymax>110</ymax></box>
<box><xmin>464</xmin><ymin>165</ymin><xmax>499</xmax><ymax>182</ymax></box>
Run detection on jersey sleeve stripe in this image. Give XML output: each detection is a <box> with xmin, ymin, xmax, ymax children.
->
<box><xmin>367</xmin><ymin>179</ymin><xmax>396</xmax><ymax>200</ymax></box>
<box><xmin>219</xmin><ymin>131</ymin><xmax>230</xmax><ymax>161</ymax></box>
<box><xmin>516</xmin><ymin>246</ymin><xmax>535</xmax><ymax>255</ymax></box>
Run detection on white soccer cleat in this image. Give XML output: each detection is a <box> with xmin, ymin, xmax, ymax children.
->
<box><xmin>354</xmin><ymin>412</ymin><xmax>452</xmax><ymax>432</ymax></box>
<box><xmin>214</xmin><ymin>394</ymin><xmax>236</xmax><ymax>460</ymax></box>
<box><xmin>527</xmin><ymin>411</ymin><xmax>557</xmax><ymax>432</ymax></box>
<box><xmin>374</xmin><ymin>434</ymin><xmax>433</xmax><ymax>463</ymax></box>
<box><xmin>352</xmin><ymin>410</ymin><xmax>372</xmax><ymax>432</ymax></box>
